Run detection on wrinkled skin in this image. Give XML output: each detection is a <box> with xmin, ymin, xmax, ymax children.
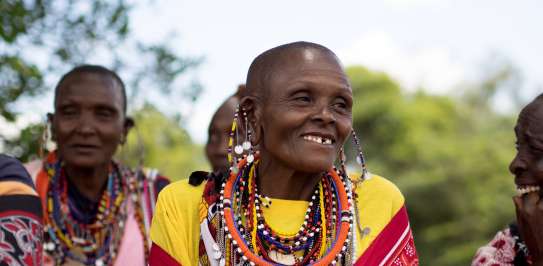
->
<box><xmin>510</xmin><ymin>98</ymin><xmax>543</xmax><ymax>265</ymax></box>
<box><xmin>50</xmin><ymin>71</ymin><xmax>131</xmax><ymax>200</ymax></box>
<box><xmin>243</xmin><ymin>46</ymin><xmax>353</xmax><ymax>200</ymax></box>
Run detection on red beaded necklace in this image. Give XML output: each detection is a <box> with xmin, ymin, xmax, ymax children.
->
<box><xmin>218</xmin><ymin>156</ymin><xmax>355</xmax><ymax>265</ymax></box>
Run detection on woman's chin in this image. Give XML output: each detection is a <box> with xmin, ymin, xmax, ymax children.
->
<box><xmin>293</xmin><ymin>159</ymin><xmax>335</xmax><ymax>174</ymax></box>
<box><xmin>64</xmin><ymin>157</ymin><xmax>106</xmax><ymax>169</ymax></box>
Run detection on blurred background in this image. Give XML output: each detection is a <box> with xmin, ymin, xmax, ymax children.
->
<box><xmin>1</xmin><ymin>0</ymin><xmax>542</xmax><ymax>264</ymax></box>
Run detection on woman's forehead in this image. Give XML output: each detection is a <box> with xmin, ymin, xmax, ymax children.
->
<box><xmin>518</xmin><ymin>101</ymin><xmax>543</xmax><ymax>133</ymax></box>
<box><xmin>263</xmin><ymin>52</ymin><xmax>347</xmax><ymax>90</ymax></box>
<box><xmin>56</xmin><ymin>73</ymin><xmax>124</xmax><ymax>107</ymax></box>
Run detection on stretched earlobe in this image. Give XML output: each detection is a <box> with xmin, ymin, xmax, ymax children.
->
<box><xmin>239</xmin><ymin>96</ymin><xmax>262</xmax><ymax>146</ymax></box>
<box><xmin>120</xmin><ymin>117</ymin><xmax>135</xmax><ymax>145</ymax></box>
<box><xmin>46</xmin><ymin>113</ymin><xmax>56</xmax><ymax>142</ymax></box>
<box><xmin>125</xmin><ymin>117</ymin><xmax>135</xmax><ymax>130</ymax></box>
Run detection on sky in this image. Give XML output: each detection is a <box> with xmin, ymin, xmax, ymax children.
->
<box><xmin>129</xmin><ymin>0</ymin><xmax>543</xmax><ymax>143</ymax></box>
<box><xmin>2</xmin><ymin>0</ymin><xmax>542</xmax><ymax>144</ymax></box>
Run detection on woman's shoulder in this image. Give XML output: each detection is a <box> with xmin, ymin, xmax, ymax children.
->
<box><xmin>353</xmin><ymin>173</ymin><xmax>404</xmax><ymax>202</ymax></box>
<box><xmin>156</xmin><ymin>176</ymin><xmax>207</xmax><ymax>209</ymax></box>
<box><xmin>351</xmin><ymin>173</ymin><xmax>406</xmax><ymax>220</ymax></box>
<box><xmin>0</xmin><ymin>155</ymin><xmax>37</xmax><ymax>196</ymax></box>
<box><xmin>1</xmin><ymin>155</ymin><xmax>34</xmax><ymax>185</ymax></box>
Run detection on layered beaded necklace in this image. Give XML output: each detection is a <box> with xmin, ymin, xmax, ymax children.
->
<box><xmin>41</xmin><ymin>155</ymin><xmax>146</xmax><ymax>266</ymax></box>
<box><xmin>217</xmin><ymin>157</ymin><xmax>356</xmax><ymax>266</ymax></box>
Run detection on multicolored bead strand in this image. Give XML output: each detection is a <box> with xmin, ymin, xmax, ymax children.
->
<box><xmin>219</xmin><ymin>156</ymin><xmax>355</xmax><ymax>265</ymax></box>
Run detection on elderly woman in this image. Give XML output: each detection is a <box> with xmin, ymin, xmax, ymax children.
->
<box><xmin>25</xmin><ymin>65</ymin><xmax>169</xmax><ymax>266</ymax></box>
<box><xmin>150</xmin><ymin>42</ymin><xmax>419</xmax><ymax>265</ymax></box>
<box><xmin>473</xmin><ymin>94</ymin><xmax>543</xmax><ymax>266</ymax></box>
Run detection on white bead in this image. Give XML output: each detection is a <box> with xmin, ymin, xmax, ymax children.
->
<box><xmin>234</xmin><ymin>145</ymin><xmax>244</xmax><ymax>154</ymax></box>
<box><xmin>242</xmin><ymin>141</ymin><xmax>252</xmax><ymax>150</ymax></box>
<box><xmin>247</xmin><ymin>154</ymin><xmax>254</xmax><ymax>163</ymax></box>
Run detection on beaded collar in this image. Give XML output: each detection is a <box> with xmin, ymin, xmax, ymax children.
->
<box><xmin>212</xmin><ymin>157</ymin><xmax>356</xmax><ymax>266</ymax></box>
<box><xmin>40</xmin><ymin>152</ymin><xmax>148</xmax><ymax>266</ymax></box>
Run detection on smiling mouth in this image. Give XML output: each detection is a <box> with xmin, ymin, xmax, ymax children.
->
<box><xmin>303</xmin><ymin>135</ymin><xmax>334</xmax><ymax>145</ymax></box>
<box><xmin>72</xmin><ymin>144</ymin><xmax>99</xmax><ymax>150</ymax></box>
<box><xmin>516</xmin><ymin>185</ymin><xmax>540</xmax><ymax>196</ymax></box>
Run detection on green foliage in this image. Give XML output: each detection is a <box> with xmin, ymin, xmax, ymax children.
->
<box><xmin>119</xmin><ymin>104</ymin><xmax>207</xmax><ymax>181</ymax></box>
<box><xmin>347</xmin><ymin>66</ymin><xmax>517</xmax><ymax>265</ymax></box>
<box><xmin>1</xmin><ymin>0</ymin><xmax>201</xmax><ymax>160</ymax></box>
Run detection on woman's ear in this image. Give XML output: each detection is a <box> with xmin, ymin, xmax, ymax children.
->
<box><xmin>240</xmin><ymin>96</ymin><xmax>262</xmax><ymax>146</ymax></box>
<box><xmin>123</xmin><ymin>117</ymin><xmax>135</xmax><ymax>141</ymax></box>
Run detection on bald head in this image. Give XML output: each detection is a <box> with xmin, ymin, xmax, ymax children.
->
<box><xmin>523</xmin><ymin>93</ymin><xmax>543</xmax><ymax>112</ymax></box>
<box><xmin>245</xmin><ymin>41</ymin><xmax>344</xmax><ymax>100</ymax></box>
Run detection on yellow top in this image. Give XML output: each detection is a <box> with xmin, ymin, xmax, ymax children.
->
<box><xmin>150</xmin><ymin>174</ymin><xmax>405</xmax><ymax>265</ymax></box>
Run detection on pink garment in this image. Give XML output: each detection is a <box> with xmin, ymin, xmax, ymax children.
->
<box><xmin>41</xmin><ymin>200</ymin><xmax>146</xmax><ymax>266</ymax></box>
<box><xmin>472</xmin><ymin>228</ymin><xmax>517</xmax><ymax>266</ymax></box>
<box><xmin>114</xmin><ymin>199</ymin><xmax>146</xmax><ymax>266</ymax></box>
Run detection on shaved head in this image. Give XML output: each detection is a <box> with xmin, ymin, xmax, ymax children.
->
<box><xmin>245</xmin><ymin>41</ymin><xmax>343</xmax><ymax>101</ymax></box>
<box><xmin>523</xmin><ymin>93</ymin><xmax>543</xmax><ymax>113</ymax></box>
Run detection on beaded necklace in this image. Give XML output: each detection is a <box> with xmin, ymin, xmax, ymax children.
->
<box><xmin>217</xmin><ymin>157</ymin><xmax>356</xmax><ymax>266</ymax></box>
<box><xmin>41</xmin><ymin>156</ymin><xmax>148</xmax><ymax>266</ymax></box>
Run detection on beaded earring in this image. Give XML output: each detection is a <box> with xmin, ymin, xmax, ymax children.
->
<box><xmin>338</xmin><ymin>129</ymin><xmax>371</xmax><ymax>237</ymax></box>
<box><xmin>228</xmin><ymin>105</ymin><xmax>255</xmax><ymax>174</ymax></box>
<box><xmin>242</xmin><ymin>109</ymin><xmax>255</xmax><ymax>163</ymax></box>
<box><xmin>351</xmin><ymin>129</ymin><xmax>370</xmax><ymax>181</ymax></box>
<box><xmin>39</xmin><ymin>121</ymin><xmax>50</xmax><ymax>158</ymax></box>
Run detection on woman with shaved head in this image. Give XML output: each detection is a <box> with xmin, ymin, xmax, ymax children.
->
<box><xmin>473</xmin><ymin>94</ymin><xmax>543</xmax><ymax>266</ymax></box>
<box><xmin>25</xmin><ymin>65</ymin><xmax>170</xmax><ymax>266</ymax></box>
<box><xmin>150</xmin><ymin>42</ymin><xmax>419</xmax><ymax>265</ymax></box>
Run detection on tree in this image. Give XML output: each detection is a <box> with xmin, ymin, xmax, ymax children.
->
<box><xmin>347</xmin><ymin>66</ymin><xmax>517</xmax><ymax>265</ymax></box>
<box><xmin>119</xmin><ymin>104</ymin><xmax>208</xmax><ymax>181</ymax></box>
<box><xmin>1</xmin><ymin>0</ymin><xmax>201</xmax><ymax>159</ymax></box>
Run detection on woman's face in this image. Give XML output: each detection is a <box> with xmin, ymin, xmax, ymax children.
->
<box><xmin>510</xmin><ymin>100</ymin><xmax>543</xmax><ymax>191</ymax></box>
<box><xmin>256</xmin><ymin>48</ymin><xmax>353</xmax><ymax>174</ymax></box>
<box><xmin>206</xmin><ymin>97</ymin><xmax>237</xmax><ymax>173</ymax></box>
<box><xmin>52</xmin><ymin>72</ymin><xmax>126</xmax><ymax>168</ymax></box>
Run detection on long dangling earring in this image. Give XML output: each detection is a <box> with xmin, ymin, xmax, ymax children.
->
<box><xmin>338</xmin><ymin>147</ymin><xmax>348</xmax><ymax>176</ymax></box>
<box><xmin>243</xmin><ymin>109</ymin><xmax>254</xmax><ymax>163</ymax></box>
<box><xmin>349</xmin><ymin>129</ymin><xmax>370</xmax><ymax>237</ymax></box>
<box><xmin>39</xmin><ymin>120</ymin><xmax>51</xmax><ymax>158</ymax></box>
<box><xmin>351</xmin><ymin>129</ymin><xmax>370</xmax><ymax>181</ymax></box>
<box><xmin>133</xmin><ymin>124</ymin><xmax>146</xmax><ymax>169</ymax></box>
<box><xmin>228</xmin><ymin>106</ymin><xmax>241</xmax><ymax>174</ymax></box>
<box><xmin>228</xmin><ymin>106</ymin><xmax>255</xmax><ymax>174</ymax></box>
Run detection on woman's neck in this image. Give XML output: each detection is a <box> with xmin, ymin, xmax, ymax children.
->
<box><xmin>64</xmin><ymin>163</ymin><xmax>110</xmax><ymax>201</ymax></box>
<box><xmin>256</xmin><ymin>154</ymin><xmax>322</xmax><ymax>201</ymax></box>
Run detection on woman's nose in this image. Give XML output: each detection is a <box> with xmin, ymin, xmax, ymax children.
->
<box><xmin>509</xmin><ymin>153</ymin><xmax>527</xmax><ymax>176</ymax></box>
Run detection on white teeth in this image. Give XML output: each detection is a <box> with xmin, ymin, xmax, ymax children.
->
<box><xmin>303</xmin><ymin>135</ymin><xmax>333</xmax><ymax>145</ymax></box>
<box><xmin>516</xmin><ymin>185</ymin><xmax>540</xmax><ymax>195</ymax></box>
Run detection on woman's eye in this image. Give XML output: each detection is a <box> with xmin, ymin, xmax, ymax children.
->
<box><xmin>97</xmin><ymin>111</ymin><xmax>112</xmax><ymax>117</ymax></box>
<box><xmin>295</xmin><ymin>96</ymin><xmax>311</xmax><ymax>102</ymax></box>
<box><xmin>530</xmin><ymin>145</ymin><xmax>543</xmax><ymax>154</ymax></box>
<box><xmin>60</xmin><ymin>107</ymin><xmax>77</xmax><ymax>116</ymax></box>
<box><xmin>334</xmin><ymin>102</ymin><xmax>347</xmax><ymax>109</ymax></box>
<box><xmin>96</xmin><ymin>108</ymin><xmax>115</xmax><ymax>118</ymax></box>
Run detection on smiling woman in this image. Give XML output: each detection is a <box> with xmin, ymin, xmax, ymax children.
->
<box><xmin>24</xmin><ymin>65</ymin><xmax>170</xmax><ymax>266</ymax></box>
<box><xmin>473</xmin><ymin>94</ymin><xmax>543</xmax><ymax>266</ymax></box>
<box><xmin>149</xmin><ymin>42</ymin><xmax>419</xmax><ymax>266</ymax></box>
